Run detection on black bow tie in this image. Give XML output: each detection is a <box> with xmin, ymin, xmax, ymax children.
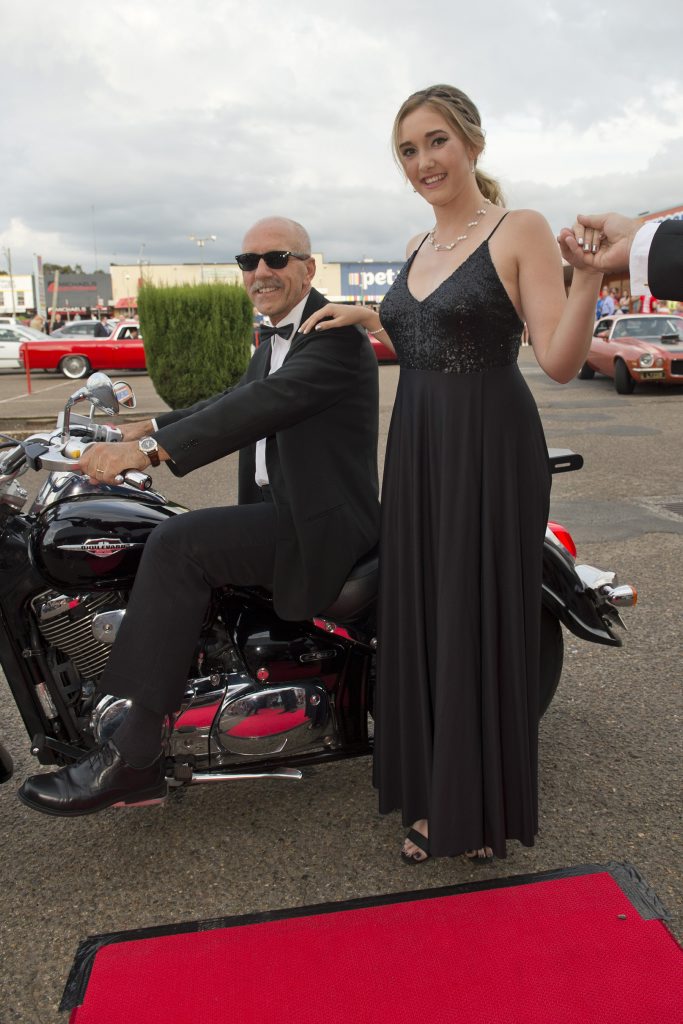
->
<box><xmin>258</xmin><ymin>322</ymin><xmax>294</xmax><ymax>342</ymax></box>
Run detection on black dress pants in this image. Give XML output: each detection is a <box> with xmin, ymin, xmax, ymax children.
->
<box><xmin>100</xmin><ymin>502</ymin><xmax>278</xmax><ymax>715</ymax></box>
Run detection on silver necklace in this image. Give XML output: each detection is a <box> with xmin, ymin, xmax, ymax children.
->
<box><xmin>428</xmin><ymin>199</ymin><xmax>492</xmax><ymax>252</ymax></box>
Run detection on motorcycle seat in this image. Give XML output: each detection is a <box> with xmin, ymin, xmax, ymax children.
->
<box><xmin>320</xmin><ymin>546</ymin><xmax>379</xmax><ymax>623</ymax></box>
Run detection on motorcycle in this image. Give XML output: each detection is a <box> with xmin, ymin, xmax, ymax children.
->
<box><xmin>0</xmin><ymin>738</ymin><xmax>12</xmax><ymax>783</ymax></box>
<box><xmin>0</xmin><ymin>373</ymin><xmax>636</xmax><ymax>796</ymax></box>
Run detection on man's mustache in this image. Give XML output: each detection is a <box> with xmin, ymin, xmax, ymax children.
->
<box><xmin>250</xmin><ymin>280</ymin><xmax>283</xmax><ymax>296</ymax></box>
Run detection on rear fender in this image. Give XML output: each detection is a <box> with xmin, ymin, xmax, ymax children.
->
<box><xmin>542</xmin><ymin>540</ymin><xmax>621</xmax><ymax>646</ymax></box>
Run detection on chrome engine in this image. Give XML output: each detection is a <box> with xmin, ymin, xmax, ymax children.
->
<box><xmin>32</xmin><ymin>589</ymin><xmax>339</xmax><ymax>771</ymax></box>
<box><xmin>32</xmin><ymin>589</ymin><xmax>124</xmax><ymax>681</ymax></box>
<box><xmin>170</xmin><ymin>674</ymin><xmax>337</xmax><ymax>769</ymax></box>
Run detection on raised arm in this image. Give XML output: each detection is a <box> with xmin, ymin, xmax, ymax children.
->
<box><xmin>516</xmin><ymin>211</ymin><xmax>602</xmax><ymax>383</ymax></box>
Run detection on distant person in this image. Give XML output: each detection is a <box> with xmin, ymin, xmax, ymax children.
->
<box><xmin>128</xmin><ymin>327</ymin><xmax>139</xmax><ymax>339</ymax></box>
<box><xmin>596</xmin><ymin>286</ymin><xmax>615</xmax><ymax>318</ymax></box>
<box><xmin>29</xmin><ymin>311</ymin><xmax>45</xmax><ymax>332</ymax></box>
<box><xmin>558</xmin><ymin>212</ymin><xmax>683</xmax><ymax>302</ymax></box>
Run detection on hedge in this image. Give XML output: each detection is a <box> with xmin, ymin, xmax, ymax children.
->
<box><xmin>137</xmin><ymin>282</ymin><xmax>253</xmax><ymax>409</ymax></box>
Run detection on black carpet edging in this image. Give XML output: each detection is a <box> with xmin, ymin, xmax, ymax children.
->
<box><xmin>60</xmin><ymin>860</ymin><xmax>671</xmax><ymax>1012</ymax></box>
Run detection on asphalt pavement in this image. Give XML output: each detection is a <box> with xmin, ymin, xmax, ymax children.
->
<box><xmin>0</xmin><ymin>351</ymin><xmax>681</xmax><ymax>1022</ymax></box>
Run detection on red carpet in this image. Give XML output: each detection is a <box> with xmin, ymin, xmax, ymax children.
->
<box><xmin>63</xmin><ymin>863</ymin><xmax>681</xmax><ymax>1023</ymax></box>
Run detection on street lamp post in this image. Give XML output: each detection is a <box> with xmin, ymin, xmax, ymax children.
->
<box><xmin>189</xmin><ymin>234</ymin><xmax>217</xmax><ymax>283</ymax></box>
<box><xmin>2</xmin><ymin>247</ymin><xmax>16</xmax><ymax>317</ymax></box>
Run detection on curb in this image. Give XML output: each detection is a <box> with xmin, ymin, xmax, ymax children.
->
<box><xmin>0</xmin><ymin>411</ymin><xmax>167</xmax><ymax>439</ymax></box>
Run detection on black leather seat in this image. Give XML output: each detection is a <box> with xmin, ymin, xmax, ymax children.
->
<box><xmin>319</xmin><ymin>547</ymin><xmax>379</xmax><ymax>623</ymax></box>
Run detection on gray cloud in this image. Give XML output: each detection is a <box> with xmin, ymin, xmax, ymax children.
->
<box><xmin>2</xmin><ymin>0</ymin><xmax>681</xmax><ymax>271</ymax></box>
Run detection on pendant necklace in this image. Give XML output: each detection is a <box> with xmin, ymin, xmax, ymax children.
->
<box><xmin>428</xmin><ymin>199</ymin><xmax>492</xmax><ymax>252</ymax></box>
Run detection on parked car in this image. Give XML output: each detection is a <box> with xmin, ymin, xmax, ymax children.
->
<box><xmin>49</xmin><ymin>319</ymin><xmax>112</xmax><ymax>339</ymax></box>
<box><xmin>19</xmin><ymin>320</ymin><xmax>145</xmax><ymax>379</ymax></box>
<box><xmin>579</xmin><ymin>313</ymin><xmax>683</xmax><ymax>393</ymax></box>
<box><xmin>0</xmin><ymin>324</ymin><xmax>52</xmax><ymax>368</ymax></box>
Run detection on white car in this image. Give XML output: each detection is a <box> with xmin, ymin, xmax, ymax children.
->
<box><xmin>0</xmin><ymin>324</ymin><xmax>52</xmax><ymax>368</ymax></box>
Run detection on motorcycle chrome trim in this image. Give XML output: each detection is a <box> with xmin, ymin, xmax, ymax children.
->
<box><xmin>188</xmin><ymin>767</ymin><xmax>303</xmax><ymax>782</ymax></box>
<box><xmin>32</xmin><ymin>589</ymin><xmax>125</xmax><ymax>680</ymax></box>
<box><xmin>91</xmin><ymin>696</ymin><xmax>132</xmax><ymax>745</ymax></box>
<box><xmin>34</xmin><ymin>681</ymin><xmax>59</xmax><ymax>720</ymax></box>
<box><xmin>214</xmin><ymin>682</ymin><xmax>334</xmax><ymax>759</ymax></box>
<box><xmin>602</xmin><ymin>585</ymin><xmax>637</xmax><ymax>608</ymax></box>
<box><xmin>169</xmin><ymin>674</ymin><xmax>250</xmax><ymax>762</ymax></box>
<box><xmin>37</xmin><ymin>593</ymin><xmax>82</xmax><ymax>624</ymax></box>
<box><xmin>92</xmin><ymin>610</ymin><xmax>126</xmax><ymax>643</ymax></box>
<box><xmin>0</xmin><ymin>479</ymin><xmax>28</xmax><ymax>510</ymax></box>
<box><xmin>58</xmin><ymin>539</ymin><xmax>145</xmax><ymax>558</ymax></box>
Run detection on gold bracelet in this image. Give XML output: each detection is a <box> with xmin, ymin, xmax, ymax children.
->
<box><xmin>373</xmin><ymin>325</ymin><xmax>386</xmax><ymax>336</ymax></box>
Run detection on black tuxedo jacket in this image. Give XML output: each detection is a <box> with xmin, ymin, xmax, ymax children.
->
<box><xmin>648</xmin><ymin>220</ymin><xmax>683</xmax><ymax>301</ymax></box>
<box><xmin>154</xmin><ymin>288</ymin><xmax>380</xmax><ymax>620</ymax></box>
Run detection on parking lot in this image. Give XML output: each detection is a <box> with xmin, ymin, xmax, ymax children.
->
<box><xmin>0</xmin><ymin>351</ymin><xmax>681</xmax><ymax>1022</ymax></box>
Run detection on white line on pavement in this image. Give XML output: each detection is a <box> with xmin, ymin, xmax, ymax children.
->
<box><xmin>0</xmin><ymin>381</ymin><xmax>72</xmax><ymax>404</ymax></box>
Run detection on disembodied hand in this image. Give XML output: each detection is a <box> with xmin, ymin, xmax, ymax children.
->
<box><xmin>558</xmin><ymin>213</ymin><xmax>642</xmax><ymax>274</ymax></box>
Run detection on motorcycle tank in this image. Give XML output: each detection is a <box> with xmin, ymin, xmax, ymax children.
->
<box><xmin>29</xmin><ymin>496</ymin><xmax>182</xmax><ymax>591</ymax></box>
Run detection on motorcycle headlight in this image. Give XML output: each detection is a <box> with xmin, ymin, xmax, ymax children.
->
<box><xmin>639</xmin><ymin>353</ymin><xmax>654</xmax><ymax>367</ymax></box>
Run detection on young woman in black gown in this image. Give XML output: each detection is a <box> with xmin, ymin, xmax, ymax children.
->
<box><xmin>301</xmin><ymin>85</ymin><xmax>603</xmax><ymax>864</ymax></box>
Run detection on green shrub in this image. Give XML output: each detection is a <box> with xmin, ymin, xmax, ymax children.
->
<box><xmin>138</xmin><ymin>282</ymin><xmax>252</xmax><ymax>409</ymax></box>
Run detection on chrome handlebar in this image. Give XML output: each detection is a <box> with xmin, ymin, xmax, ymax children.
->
<box><xmin>0</xmin><ymin>428</ymin><xmax>152</xmax><ymax>492</ymax></box>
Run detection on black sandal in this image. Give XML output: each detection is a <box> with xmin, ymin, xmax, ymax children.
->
<box><xmin>401</xmin><ymin>827</ymin><xmax>430</xmax><ymax>865</ymax></box>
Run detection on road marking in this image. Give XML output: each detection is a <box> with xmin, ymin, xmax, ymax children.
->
<box><xmin>0</xmin><ymin>381</ymin><xmax>72</xmax><ymax>404</ymax></box>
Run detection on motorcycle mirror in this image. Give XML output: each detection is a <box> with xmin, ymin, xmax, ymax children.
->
<box><xmin>112</xmin><ymin>381</ymin><xmax>137</xmax><ymax>409</ymax></box>
<box><xmin>83</xmin><ymin>372</ymin><xmax>118</xmax><ymax>415</ymax></box>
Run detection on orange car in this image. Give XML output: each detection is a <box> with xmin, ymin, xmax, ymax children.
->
<box><xmin>579</xmin><ymin>313</ymin><xmax>683</xmax><ymax>394</ymax></box>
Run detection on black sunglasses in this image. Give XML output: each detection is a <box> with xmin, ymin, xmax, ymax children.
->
<box><xmin>234</xmin><ymin>250</ymin><xmax>310</xmax><ymax>272</ymax></box>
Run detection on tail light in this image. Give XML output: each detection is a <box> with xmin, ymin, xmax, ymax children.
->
<box><xmin>547</xmin><ymin>520</ymin><xmax>577</xmax><ymax>558</ymax></box>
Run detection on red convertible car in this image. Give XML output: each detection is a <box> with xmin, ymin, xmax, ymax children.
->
<box><xmin>579</xmin><ymin>313</ymin><xmax>683</xmax><ymax>393</ymax></box>
<box><xmin>19</xmin><ymin>320</ymin><xmax>145</xmax><ymax>379</ymax></box>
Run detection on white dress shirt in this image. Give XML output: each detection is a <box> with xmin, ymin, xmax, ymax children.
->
<box><xmin>255</xmin><ymin>292</ymin><xmax>310</xmax><ymax>487</ymax></box>
<box><xmin>629</xmin><ymin>221</ymin><xmax>659</xmax><ymax>297</ymax></box>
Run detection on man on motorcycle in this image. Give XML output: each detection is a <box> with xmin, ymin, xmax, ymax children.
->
<box><xmin>18</xmin><ymin>217</ymin><xmax>380</xmax><ymax>816</ymax></box>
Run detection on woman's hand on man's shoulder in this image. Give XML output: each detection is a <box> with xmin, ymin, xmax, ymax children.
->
<box><xmin>300</xmin><ymin>303</ymin><xmax>377</xmax><ymax>335</ymax></box>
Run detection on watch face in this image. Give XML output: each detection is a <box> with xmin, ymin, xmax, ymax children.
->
<box><xmin>140</xmin><ymin>438</ymin><xmax>157</xmax><ymax>452</ymax></box>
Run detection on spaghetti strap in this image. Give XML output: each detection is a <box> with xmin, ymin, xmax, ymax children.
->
<box><xmin>411</xmin><ymin>234</ymin><xmax>430</xmax><ymax>258</ymax></box>
<box><xmin>486</xmin><ymin>212</ymin><xmax>509</xmax><ymax>241</ymax></box>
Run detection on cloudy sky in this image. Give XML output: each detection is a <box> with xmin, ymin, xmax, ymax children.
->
<box><xmin>2</xmin><ymin>0</ymin><xmax>681</xmax><ymax>274</ymax></box>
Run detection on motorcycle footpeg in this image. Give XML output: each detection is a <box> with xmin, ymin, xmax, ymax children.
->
<box><xmin>172</xmin><ymin>762</ymin><xmax>194</xmax><ymax>783</ymax></box>
<box><xmin>31</xmin><ymin>732</ymin><xmax>90</xmax><ymax>763</ymax></box>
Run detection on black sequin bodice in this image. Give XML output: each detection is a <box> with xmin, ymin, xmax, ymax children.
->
<box><xmin>380</xmin><ymin>239</ymin><xmax>523</xmax><ymax>373</ymax></box>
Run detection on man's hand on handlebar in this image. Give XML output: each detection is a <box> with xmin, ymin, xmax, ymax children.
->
<box><xmin>79</xmin><ymin>440</ymin><xmax>159</xmax><ymax>484</ymax></box>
